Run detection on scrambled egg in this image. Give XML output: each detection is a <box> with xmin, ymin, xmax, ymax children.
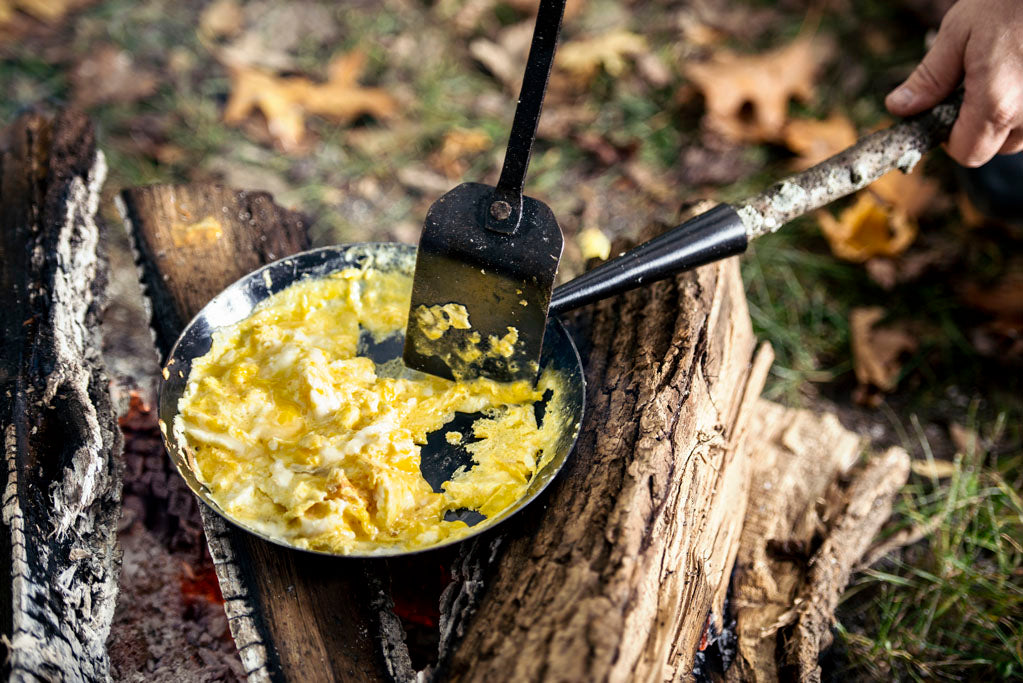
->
<box><xmin>175</xmin><ymin>266</ymin><xmax>566</xmax><ymax>554</ymax></box>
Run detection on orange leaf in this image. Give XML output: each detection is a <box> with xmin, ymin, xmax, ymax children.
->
<box><xmin>223</xmin><ymin>50</ymin><xmax>397</xmax><ymax>153</ymax></box>
<box><xmin>428</xmin><ymin>128</ymin><xmax>492</xmax><ymax>179</ymax></box>
<box><xmin>783</xmin><ymin>114</ymin><xmax>857</xmax><ymax>169</ymax></box>
<box><xmin>684</xmin><ymin>35</ymin><xmax>831</xmax><ymax>143</ymax></box>
<box><xmin>818</xmin><ymin>194</ymin><xmax>917</xmax><ymax>263</ymax></box>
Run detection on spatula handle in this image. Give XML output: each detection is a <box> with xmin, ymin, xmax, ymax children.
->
<box><xmin>487</xmin><ymin>0</ymin><xmax>567</xmax><ymax>234</ymax></box>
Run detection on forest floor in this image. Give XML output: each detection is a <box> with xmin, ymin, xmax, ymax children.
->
<box><xmin>2</xmin><ymin>0</ymin><xmax>1021</xmax><ymax>679</ymax></box>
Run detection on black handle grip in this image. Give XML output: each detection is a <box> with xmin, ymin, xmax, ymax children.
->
<box><xmin>549</xmin><ymin>204</ymin><xmax>748</xmax><ymax>315</ymax></box>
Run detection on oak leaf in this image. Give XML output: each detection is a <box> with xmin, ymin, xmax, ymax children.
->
<box><xmin>684</xmin><ymin>35</ymin><xmax>830</xmax><ymax>143</ymax></box>
<box><xmin>223</xmin><ymin>51</ymin><xmax>397</xmax><ymax>153</ymax></box>
<box><xmin>849</xmin><ymin>307</ymin><xmax>917</xmax><ymax>405</ymax></box>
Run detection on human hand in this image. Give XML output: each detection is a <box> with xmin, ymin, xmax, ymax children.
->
<box><xmin>885</xmin><ymin>0</ymin><xmax>1023</xmax><ymax>167</ymax></box>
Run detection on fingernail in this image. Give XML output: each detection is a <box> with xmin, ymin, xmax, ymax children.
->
<box><xmin>887</xmin><ymin>86</ymin><xmax>915</xmax><ymax>110</ymax></box>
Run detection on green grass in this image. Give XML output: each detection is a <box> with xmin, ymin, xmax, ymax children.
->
<box><xmin>837</xmin><ymin>406</ymin><xmax>1023</xmax><ymax>680</ymax></box>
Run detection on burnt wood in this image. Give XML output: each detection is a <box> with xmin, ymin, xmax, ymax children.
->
<box><xmin>118</xmin><ymin>185</ymin><xmax>395</xmax><ymax>681</ymax></box>
<box><xmin>0</xmin><ymin>111</ymin><xmax>122</xmax><ymax>680</ymax></box>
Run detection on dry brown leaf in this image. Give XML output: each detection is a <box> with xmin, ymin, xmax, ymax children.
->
<box><xmin>783</xmin><ymin>114</ymin><xmax>857</xmax><ymax>170</ymax></box>
<box><xmin>961</xmin><ymin>272</ymin><xmax>1023</xmax><ymax>318</ymax></box>
<box><xmin>71</xmin><ymin>45</ymin><xmax>159</xmax><ymax>109</ymax></box>
<box><xmin>428</xmin><ymin>128</ymin><xmax>492</xmax><ymax>179</ymax></box>
<box><xmin>910</xmin><ymin>459</ymin><xmax>958</xmax><ymax>479</ymax></box>
<box><xmin>684</xmin><ymin>35</ymin><xmax>831</xmax><ymax>143</ymax></box>
<box><xmin>468</xmin><ymin>21</ymin><xmax>534</xmax><ymax>92</ymax></box>
<box><xmin>0</xmin><ymin>0</ymin><xmax>83</xmax><ymax>24</ymax></box>
<box><xmin>556</xmin><ymin>30</ymin><xmax>648</xmax><ymax>88</ymax></box>
<box><xmin>850</xmin><ymin>307</ymin><xmax>917</xmax><ymax>405</ymax></box>
<box><xmin>818</xmin><ymin>194</ymin><xmax>917</xmax><ymax>263</ymax></box>
<box><xmin>223</xmin><ymin>50</ymin><xmax>397</xmax><ymax>153</ymax></box>
<box><xmin>199</xmin><ymin>0</ymin><xmax>244</xmax><ymax>40</ymax></box>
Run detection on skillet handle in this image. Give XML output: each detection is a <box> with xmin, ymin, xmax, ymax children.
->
<box><xmin>549</xmin><ymin>204</ymin><xmax>747</xmax><ymax>315</ymax></box>
<box><xmin>736</xmin><ymin>93</ymin><xmax>962</xmax><ymax>239</ymax></box>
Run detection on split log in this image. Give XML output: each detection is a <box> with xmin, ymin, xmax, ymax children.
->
<box><xmin>727</xmin><ymin>401</ymin><xmax>911</xmax><ymax>683</ymax></box>
<box><xmin>121</xmin><ymin>184</ymin><xmax>771</xmax><ymax>680</ymax></box>
<box><xmin>0</xmin><ymin>112</ymin><xmax>122</xmax><ymax>680</ymax></box>
<box><xmin>440</xmin><ymin>261</ymin><xmax>774</xmax><ymax>680</ymax></box>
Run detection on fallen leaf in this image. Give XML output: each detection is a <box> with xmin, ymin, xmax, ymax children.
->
<box><xmin>783</xmin><ymin>114</ymin><xmax>857</xmax><ymax>169</ymax></box>
<box><xmin>961</xmin><ymin>270</ymin><xmax>1023</xmax><ymax>360</ymax></box>
<box><xmin>818</xmin><ymin>194</ymin><xmax>917</xmax><ymax>263</ymax></box>
<box><xmin>199</xmin><ymin>0</ymin><xmax>244</xmax><ymax>41</ymax></box>
<box><xmin>684</xmin><ymin>35</ymin><xmax>831</xmax><ymax>143</ymax></box>
<box><xmin>0</xmin><ymin>0</ymin><xmax>84</xmax><ymax>24</ymax></box>
<box><xmin>910</xmin><ymin>459</ymin><xmax>958</xmax><ymax>479</ymax></box>
<box><xmin>870</xmin><ymin>165</ymin><xmax>940</xmax><ymax>220</ymax></box>
<box><xmin>850</xmin><ymin>307</ymin><xmax>917</xmax><ymax>405</ymax></box>
<box><xmin>71</xmin><ymin>45</ymin><xmax>159</xmax><ymax>108</ymax></box>
<box><xmin>961</xmin><ymin>271</ymin><xmax>1023</xmax><ymax>318</ymax></box>
<box><xmin>556</xmin><ymin>30</ymin><xmax>648</xmax><ymax>88</ymax></box>
<box><xmin>468</xmin><ymin>21</ymin><xmax>534</xmax><ymax>92</ymax></box>
<box><xmin>223</xmin><ymin>50</ymin><xmax>398</xmax><ymax>153</ymax></box>
<box><xmin>428</xmin><ymin>128</ymin><xmax>492</xmax><ymax>179</ymax></box>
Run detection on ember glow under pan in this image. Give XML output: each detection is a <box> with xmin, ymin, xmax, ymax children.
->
<box><xmin>158</xmin><ymin>242</ymin><xmax>586</xmax><ymax>558</ymax></box>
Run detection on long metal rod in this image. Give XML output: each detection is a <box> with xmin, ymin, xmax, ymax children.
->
<box><xmin>487</xmin><ymin>0</ymin><xmax>567</xmax><ymax>233</ymax></box>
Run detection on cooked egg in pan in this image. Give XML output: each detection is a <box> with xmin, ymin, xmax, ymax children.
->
<box><xmin>174</xmin><ymin>265</ymin><xmax>568</xmax><ymax>554</ymax></box>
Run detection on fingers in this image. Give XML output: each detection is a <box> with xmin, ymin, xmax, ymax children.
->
<box><xmin>998</xmin><ymin>129</ymin><xmax>1023</xmax><ymax>155</ymax></box>
<box><xmin>946</xmin><ymin>95</ymin><xmax>1013</xmax><ymax>166</ymax></box>
<box><xmin>886</xmin><ymin>16</ymin><xmax>965</xmax><ymax>116</ymax></box>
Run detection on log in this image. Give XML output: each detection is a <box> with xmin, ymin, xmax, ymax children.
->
<box><xmin>440</xmin><ymin>264</ymin><xmax>774</xmax><ymax>680</ymax></box>
<box><xmin>727</xmin><ymin>401</ymin><xmax>911</xmax><ymax>683</ymax></box>
<box><xmin>0</xmin><ymin>112</ymin><xmax>122</xmax><ymax>680</ymax></box>
<box><xmin>120</xmin><ymin>184</ymin><xmax>770</xmax><ymax>680</ymax></box>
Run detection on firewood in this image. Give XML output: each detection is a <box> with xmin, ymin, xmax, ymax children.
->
<box><xmin>0</xmin><ymin>111</ymin><xmax>122</xmax><ymax>681</ymax></box>
<box><xmin>727</xmin><ymin>401</ymin><xmax>911</xmax><ymax>683</ymax></box>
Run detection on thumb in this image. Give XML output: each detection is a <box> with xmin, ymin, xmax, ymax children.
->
<box><xmin>886</xmin><ymin>26</ymin><xmax>965</xmax><ymax>116</ymax></box>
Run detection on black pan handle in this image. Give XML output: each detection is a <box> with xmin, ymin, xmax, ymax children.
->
<box><xmin>486</xmin><ymin>0</ymin><xmax>568</xmax><ymax>235</ymax></box>
<box><xmin>549</xmin><ymin>204</ymin><xmax>748</xmax><ymax>315</ymax></box>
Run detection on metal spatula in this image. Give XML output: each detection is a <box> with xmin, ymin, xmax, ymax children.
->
<box><xmin>404</xmin><ymin>0</ymin><xmax>567</xmax><ymax>384</ymax></box>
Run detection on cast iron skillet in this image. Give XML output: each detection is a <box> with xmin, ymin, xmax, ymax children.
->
<box><xmin>158</xmin><ymin>242</ymin><xmax>586</xmax><ymax>558</ymax></box>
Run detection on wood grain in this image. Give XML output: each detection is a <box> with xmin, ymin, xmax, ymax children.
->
<box><xmin>442</xmin><ymin>255</ymin><xmax>771</xmax><ymax>681</ymax></box>
<box><xmin>119</xmin><ymin>185</ymin><xmax>386</xmax><ymax>682</ymax></box>
<box><xmin>0</xmin><ymin>111</ymin><xmax>122</xmax><ymax>681</ymax></box>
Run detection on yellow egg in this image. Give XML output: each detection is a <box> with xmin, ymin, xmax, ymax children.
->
<box><xmin>175</xmin><ymin>266</ymin><xmax>570</xmax><ymax>554</ymax></box>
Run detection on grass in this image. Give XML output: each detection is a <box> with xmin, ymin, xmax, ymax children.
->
<box><xmin>837</xmin><ymin>406</ymin><xmax>1023</xmax><ymax>680</ymax></box>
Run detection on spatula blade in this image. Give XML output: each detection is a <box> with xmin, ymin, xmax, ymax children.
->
<box><xmin>404</xmin><ymin>182</ymin><xmax>562</xmax><ymax>383</ymax></box>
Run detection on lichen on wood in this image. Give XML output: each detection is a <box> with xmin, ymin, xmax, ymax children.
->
<box><xmin>736</xmin><ymin>97</ymin><xmax>960</xmax><ymax>238</ymax></box>
<box><xmin>0</xmin><ymin>111</ymin><xmax>122</xmax><ymax>681</ymax></box>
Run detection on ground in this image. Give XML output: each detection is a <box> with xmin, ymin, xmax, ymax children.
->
<box><xmin>1</xmin><ymin>0</ymin><xmax>1020</xmax><ymax>679</ymax></box>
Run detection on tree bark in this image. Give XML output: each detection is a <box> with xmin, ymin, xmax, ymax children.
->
<box><xmin>121</xmin><ymin>184</ymin><xmax>770</xmax><ymax>681</ymax></box>
<box><xmin>441</xmin><ymin>257</ymin><xmax>773</xmax><ymax>682</ymax></box>
<box><xmin>0</xmin><ymin>111</ymin><xmax>122</xmax><ymax>681</ymax></box>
